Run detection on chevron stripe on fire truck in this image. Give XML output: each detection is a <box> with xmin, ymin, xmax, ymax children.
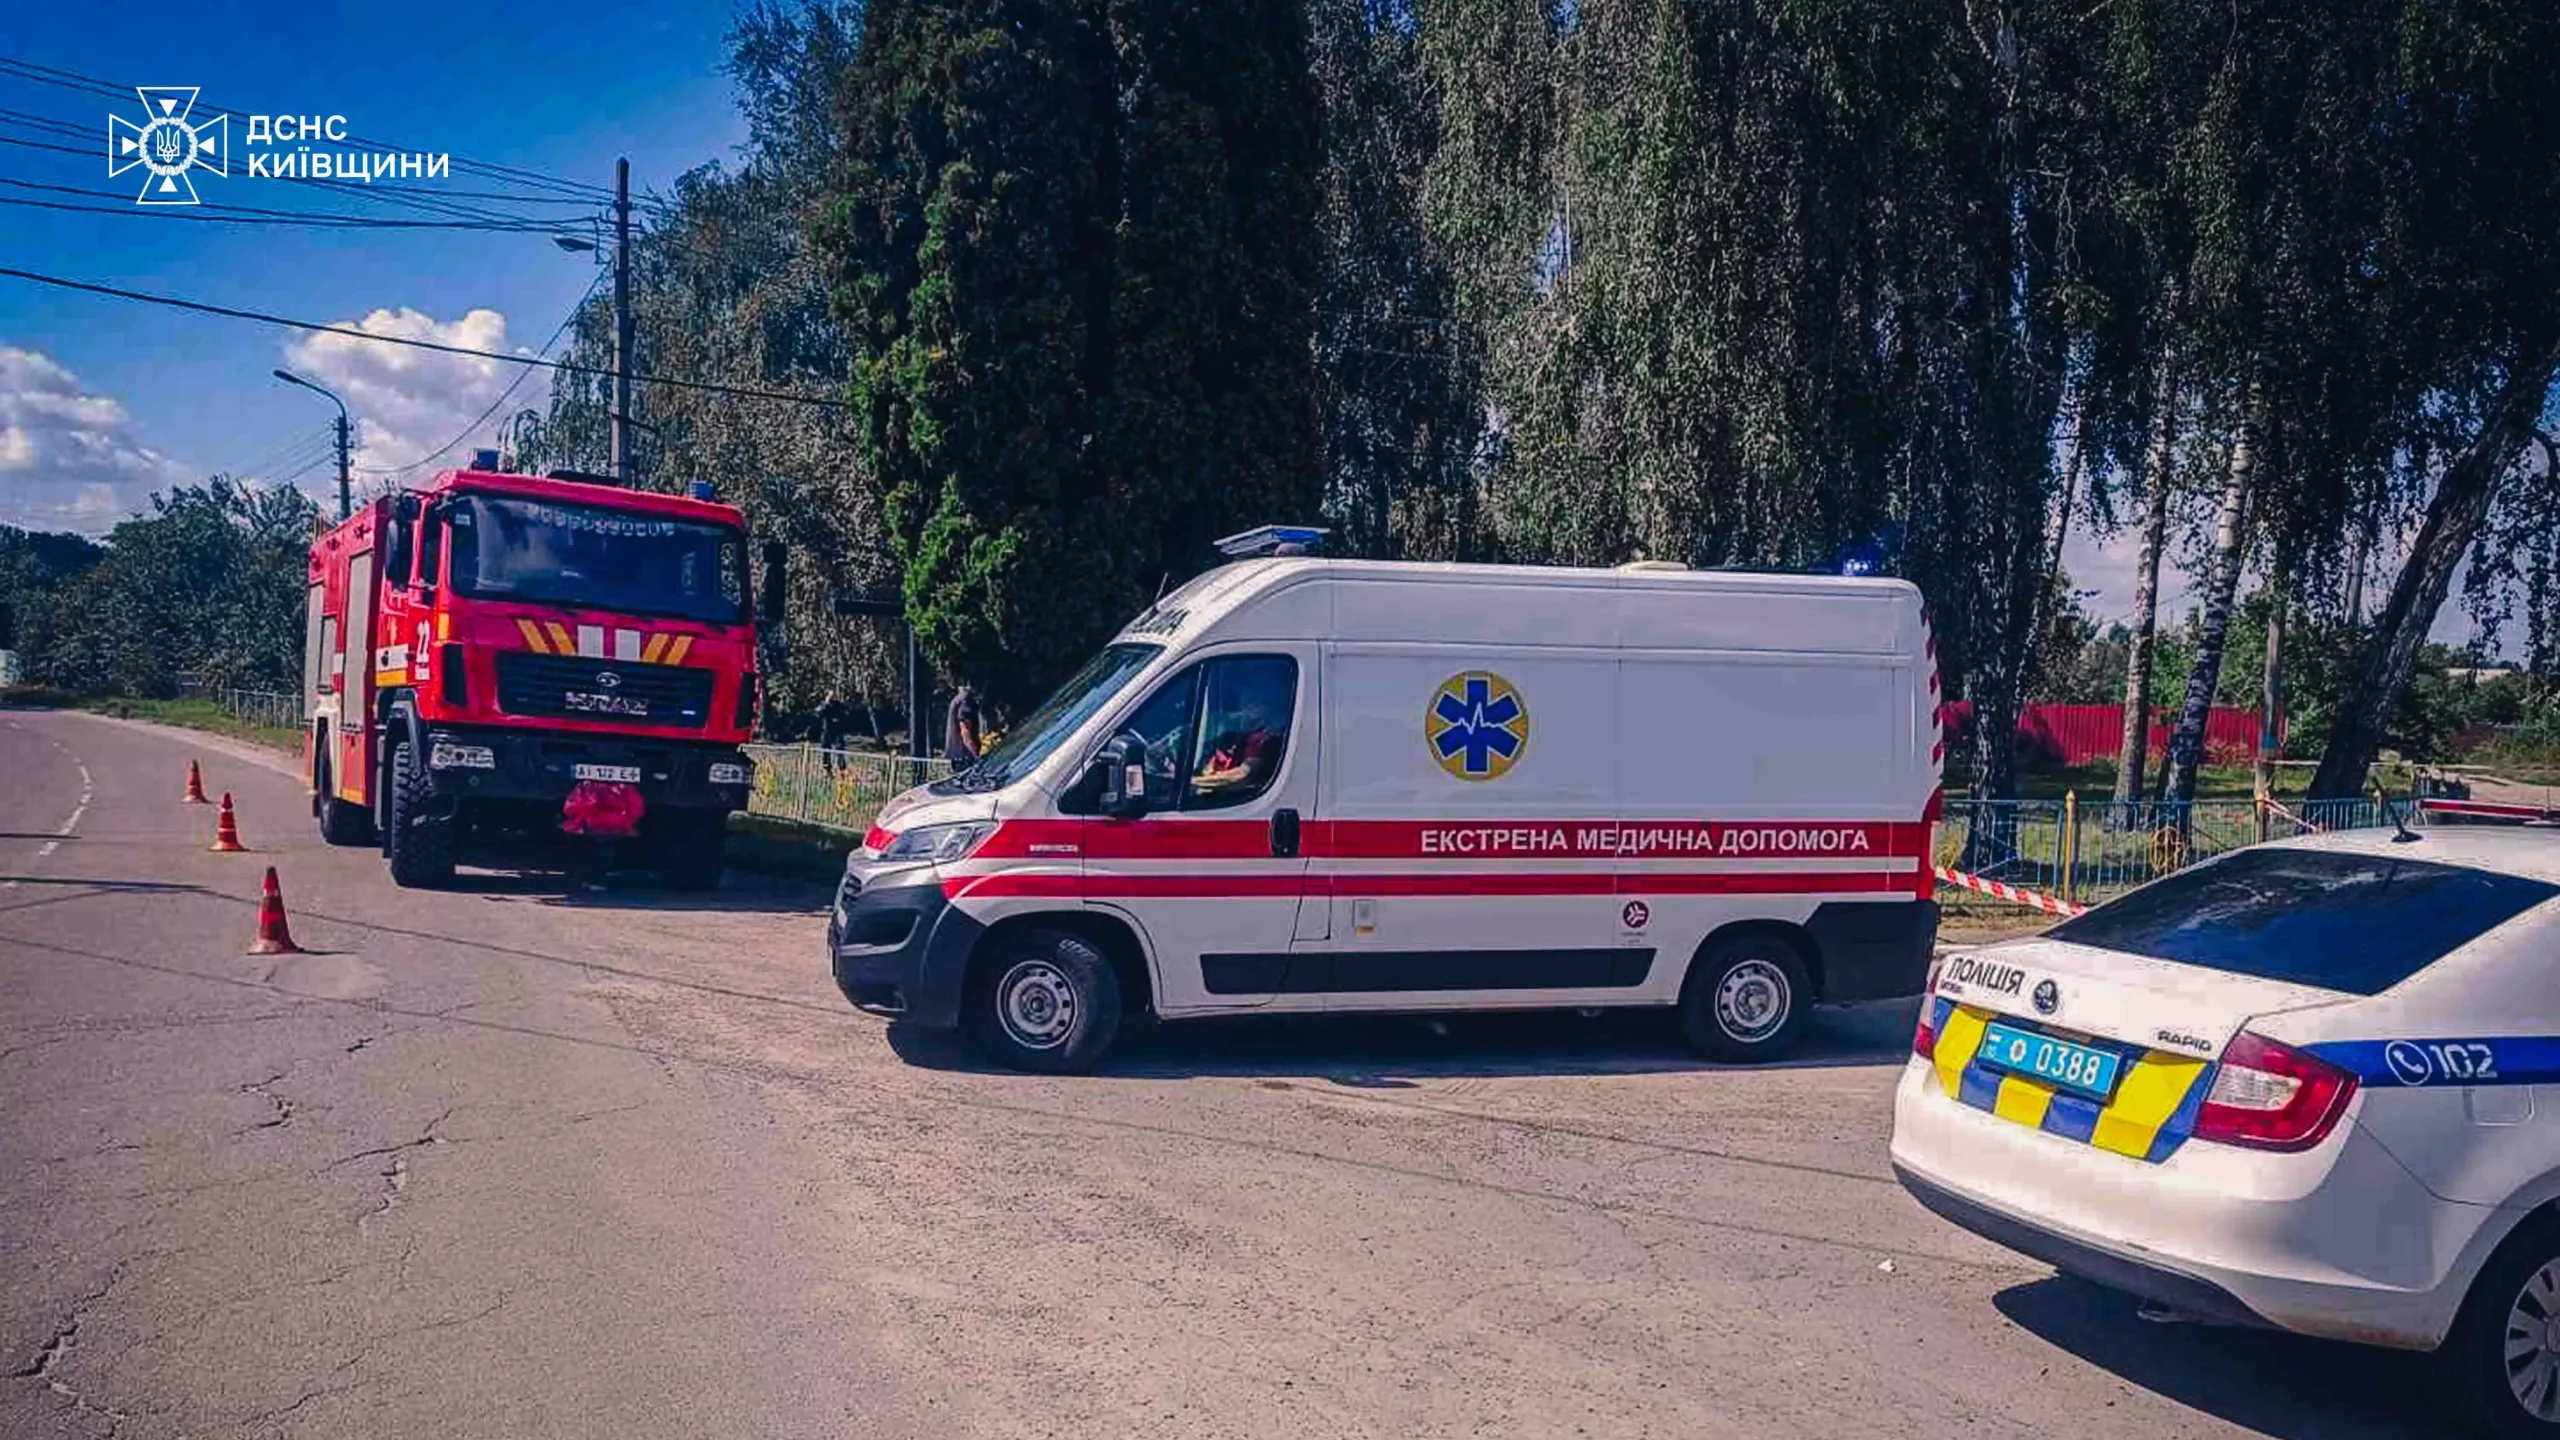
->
<box><xmin>511</xmin><ymin>619</ymin><xmax>695</xmax><ymax>665</ymax></box>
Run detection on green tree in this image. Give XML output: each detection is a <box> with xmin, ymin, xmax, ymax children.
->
<box><xmin>0</xmin><ymin>527</ymin><xmax>103</xmax><ymax>669</ymax></box>
<box><xmin>814</xmin><ymin>0</ymin><xmax>1323</xmax><ymax>716</ymax></box>
<box><xmin>35</xmin><ymin>479</ymin><xmax>317</xmax><ymax>697</ymax></box>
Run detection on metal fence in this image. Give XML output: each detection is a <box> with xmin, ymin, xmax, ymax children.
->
<box><xmin>1939</xmin><ymin>795</ymin><xmax>2401</xmax><ymax>908</ymax></box>
<box><xmin>205</xmin><ymin>686</ymin><xmax>302</xmax><ymax>732</ymax></box>
<box><xmin>742</xmin><ymin>743</ymin><xmax>950</xmax><ymax>833</ymax></box>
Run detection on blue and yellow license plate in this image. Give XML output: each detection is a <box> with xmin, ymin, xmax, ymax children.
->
<box><xmin>1977</xmin><ymin>1021</ymin><xmax>2123</xmax><ymax>1101</ymax></box>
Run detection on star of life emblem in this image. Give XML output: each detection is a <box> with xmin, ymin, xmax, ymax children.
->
<box><xmin>109</xmin><ymin>87</ymin><xmax>227</xmax><ymax>205</ymax></box>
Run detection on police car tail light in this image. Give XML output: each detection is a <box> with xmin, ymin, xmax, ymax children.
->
<box><xmin>2193</xmin><ymin>1031</ymin><xmax>2358</xmax><ymax>1153</ymax></box>
<box><xmin>1912</xmin><ymin>961</ymin><xmax>1944</xmax><ymax>1059</ymax></box>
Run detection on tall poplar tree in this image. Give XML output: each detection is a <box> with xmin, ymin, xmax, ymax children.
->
<box><xmin>817</xmin><ymin>0</ymin><xmax>1324</xmax><ymax>714</ymax></box>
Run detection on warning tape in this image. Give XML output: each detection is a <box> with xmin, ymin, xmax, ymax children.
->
<box><xmin>1933</xmin><ymin>865</ymin><xmax>2089</xmax><ymax>919</ymax></box>
<box><xmin>2263</xmin><ymin>796</ymin><xmax>2324</xmax><ymax>833</ymax></box>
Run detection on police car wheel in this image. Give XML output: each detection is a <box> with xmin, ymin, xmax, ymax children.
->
<box><xmin>1678</xmin><ymin>937</ymin><xmax>1812</xmax><ymax>1062</ymax></box>
<box><xmin>2443</xmin><ymin>1214</ymin><xmax>2560</xmax><ymax>1438</ymax></box>
<box><xmin>964</xmin><ymin>930</ymin><xmax>1122</xmax><ymax>1074</ymax></box>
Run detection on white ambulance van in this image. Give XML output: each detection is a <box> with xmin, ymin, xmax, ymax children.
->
<box><xmin>828</xmin><ymin>547</ymin><xmax>1945</xmax><ymax>1071</ymax></box>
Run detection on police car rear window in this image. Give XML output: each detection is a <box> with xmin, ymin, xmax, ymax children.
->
<box><xmin>2048</xmin><ymin>848</ymin><xmax>2557</xmax><ymax>994</ymax></box>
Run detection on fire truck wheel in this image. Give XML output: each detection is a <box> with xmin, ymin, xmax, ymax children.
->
<box><xmin>964</xmin><ymin>929</ymin><xmax>1122</xmax><ymax>1074</ymax></box>
<box><xmin>654</xmin><ymin>808</ymin><xmax>728</xmax><ymax>891</ymax></box>
<box><xmin>385</xmin><ymin>738</ymin><xmax>456</xmax><ymax>889</ymax></box>
<box><xmin>313</xmin><ymin>755</ymin><xmax>376</xmax><ymax>847</ymax></box>
<box><xmin>1677</xmin><ymin>933</ymin><xmax>1813</xmax><ymax>1062</ymax></box>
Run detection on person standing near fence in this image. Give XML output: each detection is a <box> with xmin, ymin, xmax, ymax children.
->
<box><xmin>944</xmin><ymin>684</ymin><xmax>982</xmax><ymax>769</ymax></box>
<box><xmin>813</xmin><ymin>688</ymin><xmax>850</xmax><ymax>770</ymax></box>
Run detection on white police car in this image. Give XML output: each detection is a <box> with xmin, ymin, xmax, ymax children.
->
<box><xmin>1890</xmin><ymin>826</ymin><xmax>2560</xmax><ymax>1437</ymax></box>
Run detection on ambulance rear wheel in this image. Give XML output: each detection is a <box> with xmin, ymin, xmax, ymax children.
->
<box><xmin>2439</xmin><ymin>1212</ymin><xmax>2560</xmax><ymax>1439</ymax></box>
<box><xmin>313</xmin><ymin>755</ymin><xmax>376</xmax><ymax>847</ymax></box>
<box><xmin>1678</xmin><ymin>935</ymin><xmax>1812</xmax><ymax>1062</ymax></box>
<box><xmin>964</xmin><ymin>929</ymin><xmax>1122</xmax><ymax>1074</ymax></box>
<box><xmin>384</xmin><ymin>738</ymin><xmax>456</xmax><ymax>889</ymax></box>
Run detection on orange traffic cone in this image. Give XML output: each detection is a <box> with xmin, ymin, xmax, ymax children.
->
<box><xmin>248</xmin><ymin>867</ymin><xmax>301</xmax><ymax>955</ymax></box>
<box><xmin>182</xmin><ymin>759</ymin><xmax>210</xmax><ymax>804</ymax></box>
<box><xmin>210</xmin><ymin>792</ymin><xmax>245</xmax><ymax>852</ymax></box>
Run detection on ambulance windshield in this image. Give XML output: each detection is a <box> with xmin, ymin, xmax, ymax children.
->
<box><xmin>446</xmin><ymin>494</ymin><xmax>748</xmax><ymax>626</ymax></box>
<box><xmin>938</xmin><ymin>643</ymin><xmax>1161</xmax><ymax>793</ymax></box>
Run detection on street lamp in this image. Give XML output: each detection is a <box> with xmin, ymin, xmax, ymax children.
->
<box><xmin>553</xmin><ymin>235</ymin><xmax>596</xmax><ymax>253</ymax></box>
<box><xmin>271</xmin><ymin>367</ymin><xmax>351</xmax><ymax>520</ymax></box>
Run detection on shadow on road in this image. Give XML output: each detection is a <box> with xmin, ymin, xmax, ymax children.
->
<box><xmin>888</xmin><ymin>996</ymin><xmax>1920</xmax><ymax>1082</ymax></box>
<box><xmin>444</xmin><ymin>867</ymin><xmax>832</xmax><ymax>916</ymax></box>
<box><xmin>1993</xmin><ymin>1276</ymin><xmax>2439</xmax><ymax>1440</ymax></box>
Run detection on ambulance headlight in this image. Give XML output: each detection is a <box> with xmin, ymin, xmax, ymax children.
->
<box><xmin>707</xmin><ymin>762</ymin><xmax>750</xmax><ymax>786</ymax></box>
<box><xmin>430</xmin><ymin>742</ymin><xmax>496</xmax><ymax>770</ymax></box>
<box><xmin>877</xmin><ymin>822</ymin><xmax>994</xmax><ymax>864</ymax></box>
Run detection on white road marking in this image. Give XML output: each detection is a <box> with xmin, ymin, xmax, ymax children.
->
<box><xmin>5</xmin><ymin>733</ymin><xmax>89</xmax><ymax>889</ymax></box>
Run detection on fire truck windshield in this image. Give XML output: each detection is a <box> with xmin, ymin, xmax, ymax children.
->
<box><xmin>446</xmin><ymin>494</ymin><xmax>748</xmax><ymax>625</ymax></box>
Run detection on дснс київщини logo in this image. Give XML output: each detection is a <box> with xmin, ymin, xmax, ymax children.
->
<box><xmin>109</xmin><ymin>87</ymin><xmax>226</xmax><ymax>205</ymax></box>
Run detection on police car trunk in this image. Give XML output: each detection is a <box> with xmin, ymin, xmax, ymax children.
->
<box><xmin>1894</xmin><ymin>835</ymin><xmax>2560</xmax><ymax>1343</ymax></box>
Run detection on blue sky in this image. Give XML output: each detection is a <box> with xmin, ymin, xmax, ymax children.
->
<box><xmin>0</xmin><ymin>0</ymin><xmax>749</xmax><ymax>531</ymax></box>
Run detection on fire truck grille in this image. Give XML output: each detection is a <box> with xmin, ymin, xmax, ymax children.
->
<box><xmin>494</xmin><ymin>652</ymin><xmax>715</xmax><ymax>729</ymax></box>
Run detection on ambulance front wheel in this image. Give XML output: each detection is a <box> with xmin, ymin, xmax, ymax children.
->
<box><xmin>964</xmin><ymin>929</ymin><xmax>1123</xmax><ymax>1074</ymax></box>
<box><xmin>1678</xmin><ymin>934</ymin><xmax>1813</xmax><ymax>1062</ymax></box>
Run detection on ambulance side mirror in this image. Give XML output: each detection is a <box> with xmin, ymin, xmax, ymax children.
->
<box><xmin>1094</xmin><ymin>733</ymin><xmax>1150</xmax><ymax>820</ymax></box>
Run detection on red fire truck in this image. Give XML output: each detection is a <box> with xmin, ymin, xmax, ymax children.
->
<box><xmin>303</xmin><ymin>466</ymin><xmax>767</xmax><ymax>888</ymax></box>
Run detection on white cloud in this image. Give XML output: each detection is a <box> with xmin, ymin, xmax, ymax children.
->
<box><xmin>0</xmin><ymin>345</ymin><xmax>193</xmax><ymax>533</ymax></box>
<box><xmin>282</xmin><ymin>306</ymin><xmax>547</xmax><ymax>479</ymax></box>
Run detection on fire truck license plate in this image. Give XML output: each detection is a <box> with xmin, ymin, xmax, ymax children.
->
<box><xmin>573</xmin><ymin>764</ymin><xmax>642</xmax><ymax>784</ymax></box>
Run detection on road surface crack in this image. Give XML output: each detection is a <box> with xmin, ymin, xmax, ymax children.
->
<box><xmin>242</xmin><ymin>1353</ymin><xmax>366</xmax><ymax>1431</ymax></box>
<box><xmin>338</xmin><ymin>1109</ymin><xmax>451</xmax><ymax>1228</ymax></box>
<box><xmin>14</xmin><ymin>1317</ymin><xmax>74</xmax><ymax>1380</ymax></box>
<box><xmin>16</xmin><ymin>1265</ymin><xmax>133</xmax><ymax>1436</ymax></box>
<box><xmin>238</xmin><ymin>1072</ymin><xmax>296</xmax><ymax>1132</ymax></box>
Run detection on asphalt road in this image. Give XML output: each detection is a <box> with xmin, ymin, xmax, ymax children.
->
<box><xmin>0</xmin><ymin>708</ymin><xmax>2458</xmax><ymax>1439</ymax></box>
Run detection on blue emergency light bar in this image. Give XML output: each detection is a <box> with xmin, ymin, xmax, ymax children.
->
<box><xmin>1215</xmin><ymin>525</ymin><xmax>1331</xmax><ymax>559</ymax></box>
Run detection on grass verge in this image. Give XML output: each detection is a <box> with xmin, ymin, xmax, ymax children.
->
<box><xmin>78</xmin><ymin>696</ymin><xmax>301</xmax><ymax>753</ymax></box>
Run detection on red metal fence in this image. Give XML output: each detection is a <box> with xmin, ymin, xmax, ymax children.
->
<box><xmin>1940</xmin><ymin>702</ymin><xmax>2277</xmax><ymax>767</ymax></box>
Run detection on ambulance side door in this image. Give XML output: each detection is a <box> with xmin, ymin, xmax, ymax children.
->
<box><xmin>1081</xmin><ymin>645</ymin><xmax>1320</xmax><ymax>1015</ymax></box>
<box><xmin>1311</xmin><ymin>644</ymin><xmax>1625</xmax><ymax>1009</ymax></box>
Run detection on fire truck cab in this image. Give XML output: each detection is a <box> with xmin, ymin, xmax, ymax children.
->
<box><xmin>303</xmin><ymin>467</ymin><xmax>764</xmax><ymax>888</ymax></box>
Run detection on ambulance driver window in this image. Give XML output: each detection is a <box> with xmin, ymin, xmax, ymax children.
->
<box><xmin>1117</xmin><ymin>665</ymin><xmax>1200</xmax><ymax>811</ymax></box>
<box><xmin>1188</xmin><ymin>657</ymin><xmax>1296</xmax><ymax>810</ymax></box>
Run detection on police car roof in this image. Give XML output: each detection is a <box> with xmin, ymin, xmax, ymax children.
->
<box><xmin>2264</xmin><ymin>824</ymin><xmax>2560</xmax><ymax>885</ymax></box>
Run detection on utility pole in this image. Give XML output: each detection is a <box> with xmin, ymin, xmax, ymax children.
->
<box><xmin>333</xmin><ymin>411</ymin><xmax>351</xmax><ymax>520</ymax></box>
<box><xmin>610</xmin><ymin>157</ymin><xmax>633</xmax><ymax>484</ymax></box>
<box><xmin>271</xmin><ymin>367</ymin><xmax>351</xmax><ymax>520</ymax></box>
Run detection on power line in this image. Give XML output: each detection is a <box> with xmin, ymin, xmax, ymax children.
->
<box><xmin>357</xmin><ymin>268</ymin><xmax>611</xmax><ymax>477</ymax></box>
<box><xmin>233</xmin><ymin>425</ymin><xmax>339</xmax><ymax>478</ymax></box>
<box><xmin>0</xmin><ymin>265</ymin><xmax>840</xmax><ymax>409</ymax></box>
<box><xmin>0</xmin><ymin>179</ymin><xmax>572</xmax><ymax>230</ymax></box>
